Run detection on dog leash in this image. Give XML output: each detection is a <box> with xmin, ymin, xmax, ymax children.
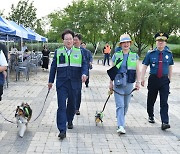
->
<box><xmin>113</xmin><ymin>87</ymin><xmax>137</xmax><ymax>96</ymax></box>
<box><xmin>101</xmin><ymin>88</ymin><xmax>137</xmax><ymax>113</ymax></box>
<box><xmin>0</xmin><ymin>89</ymin><xmax>50</xmax><ymax>124</ymax></box>
<box><xmin>101</xmin><ymin>91</ymin><xmax>113</xmax><ymax>113</ymax></box>
<box><xmin>95</xmin><ymin>87</ymin><xmax>137</xmax><ymax>123</ymax></box>
<box><xmin>95</xmin><ymin>91</ymin><xmax>113</xmax><ymax>124</ymax></box>
<box><xmin>30</xmin><ymin>88</ymin><xmax>50</xmax><ymax>123</ymax></box>
<box><xmin>0</xmin><ymin>111</ymin><xmax>16</xmax><ymax>124</ymax></box>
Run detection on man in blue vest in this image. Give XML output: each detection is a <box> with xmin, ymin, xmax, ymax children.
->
<box><xmin>81</xmin><ymin>42</ymin><xmax>93</xmax><ymax>88</ymax></box>
<box><xmin>73</xmin><ymin>33</ymin><xmax>93</xmax><ymax>115</ymax></box>
<box><xmin>48</xmin><ymin>29</ymin><xmax>88</xmax><ymax>140</ymax></box>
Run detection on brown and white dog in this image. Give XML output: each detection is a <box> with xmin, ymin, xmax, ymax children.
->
<box><xmin>15</xmin><ymin>103</ymin><xmax>32</xmax><ymax>137</ymax></box>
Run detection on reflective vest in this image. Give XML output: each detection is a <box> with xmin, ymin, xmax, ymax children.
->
<box><xmin>114</xmin><ymin>51</ymin><xmax>137</xmax><ymax>70</ymax></box>
<box><xmin>104</xmin><ymin>45</ymin><xmax>111</xmax><ymax>54</ymax></box>
<box><xmin>114</xmin><ymin>50</ymin><xmax>137</xmax><ymax>83</ymax></box>
<box><xmin>56</xmin><ymin>47</ymin><xmax>82</xmax><ymax>67</ymax></box>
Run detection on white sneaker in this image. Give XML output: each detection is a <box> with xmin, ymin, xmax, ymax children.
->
<box><xmin>117</xmin><ymin>126</ymin><xmax>126</xmax><ymax>134</ymax></box>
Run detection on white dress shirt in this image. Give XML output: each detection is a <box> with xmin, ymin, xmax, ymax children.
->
<box><xmin>64</xmin><ymin>47</ymin><xmax>72</xmax><ymax>56</ymax></box>
<box><xmin>0</xmin><ymin>50</ymin><xmax>8</xmax><ymax>66</ymax></box>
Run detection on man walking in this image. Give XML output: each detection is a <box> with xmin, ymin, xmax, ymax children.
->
<box><xmin>81</xmin><ymin>42</ymin><xmax>93</xmax><ymax>88</ymax></box>
<box><xmin>73</xmin><ymin>34</ymin><xmax>91</xmax><ymax>115</ymax></box>
<box><xmin>141</xmin><ymin>32</ymin><xmax>174</xmax><ymax>130</ymax></box>
<box><xmin>48</xmin><ymin>29</ymin><xmax>88</xmax><ymax>139</ymax></box>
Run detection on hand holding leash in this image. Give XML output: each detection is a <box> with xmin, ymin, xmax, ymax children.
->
<box><xmin>48</xmin><ymin>83</ymin><xmax>53</xmax><ymax>89</ymax></box>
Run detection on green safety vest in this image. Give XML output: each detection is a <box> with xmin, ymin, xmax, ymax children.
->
<box><xmin>56</xmin><ymin>47</ymin><xmax>82</xmax><ymax>67</ymax></box>
<box><xmin>114</xmin><ymin>51</ymin><xmax>137</xmax><ymax>70</ymax></box>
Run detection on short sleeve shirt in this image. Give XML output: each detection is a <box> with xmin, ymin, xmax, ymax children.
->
<box><xmin>142</xmin><ymin>47</ymin><xmax>174</xmax><ymax>75</ymax></box>
<box><xmin>0</xmin><ymin>50</ymin><xmax>8</xmax><ymax>66</ymax></box>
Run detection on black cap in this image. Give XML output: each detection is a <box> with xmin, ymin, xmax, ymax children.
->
<box><xmin>155</xmin><ymin>32</ymin><xmax>168</xmax><ymax>41</ymax></box>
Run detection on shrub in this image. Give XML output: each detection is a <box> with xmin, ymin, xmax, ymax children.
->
<box><xmin>172</xmin><ymin>48</ymin><xmax>180</xmax><ymax>57</ymax></box>
<box><xmin>26</xmin><ymin>42</ymin><xmax>63</xmax><ymax>52</ymax></box>
<box><xmin>168</xmin><ymin>35</ymin><xmax>180</xmax><ymax>44</ymax></box>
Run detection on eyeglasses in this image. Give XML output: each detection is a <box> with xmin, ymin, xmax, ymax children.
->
<box><xmin>64</xmin><ymin>38</ymin><xmax>73</xmax><ymax>41</ymax></box>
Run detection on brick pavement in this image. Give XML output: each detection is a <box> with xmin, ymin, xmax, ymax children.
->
<box><xmin>0</xmin><ymin>60</ymin><xmax>179</xmax><ymax>154</ymax></box>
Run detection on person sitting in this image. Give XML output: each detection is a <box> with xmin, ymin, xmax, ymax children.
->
<box><xmin>11</xmin><ymin>45</ymin><xmax>18</xmax><ymax>54</ymax></box>
<box><xmin>23</xmin><ymin>49</ymin><xmax>31</xmax><ymax>61</ymax></box>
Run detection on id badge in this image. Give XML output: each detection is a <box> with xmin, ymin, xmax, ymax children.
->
<box><xmin>59</xmin><ymin>53</ymin><xmax>65</xmax><ymax>64</ymax></box>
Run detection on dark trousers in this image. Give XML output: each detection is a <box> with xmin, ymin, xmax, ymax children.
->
<box><xmin>56</xmin><ymin>81</ymin><xmax>78</xmax><ymax>133</ymax></box>
<box><xmin>103</xmin><ymin>54</ymin><xmax>110</xmax><ymax>65</ymax></box>
<box><xmin>0</xmin><ymin>85</ymin><xmax>3</xmax><ymax>101</ymax></box>
<box><xmin>147</xmin><ymin>75</ymin><xmax>170</xmax><ymax>124</ymax></box>
<box><xmin>85</xmin><ymin>76</ymin><xmax>89</xmax><ymax>86</ymax></box>
<box><xmin>76</xmin><ymin>89</ymin><xmax>81</xmax><ymax>111</ymax></box>
<box><xmin>42</xmin><ymin>57</ymin><xmax>49</xmax><ymax>69</ymax></box>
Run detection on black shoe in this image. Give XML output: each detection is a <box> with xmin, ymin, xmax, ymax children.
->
<box><xmin>75</xmin><ymin>110</ymin><xmax>80</xmax><ymax>115</ymax></box>
<box><xmin>68</xmin><ymin>122</ymin><xmax>73</xmax><ymax>129</ymax></box>
<box><xmin>58</xmin><ymin>132</ymin><xmax>66</xmax><ymax>140</ymax></box>
<box><xmin>161</xmin><ymin>123</ymin><xmax>170</xmax><ymax>130</ymax></box>
<box><xmin>86</xmin><ymin>84</ymin><xmax>88</xmax><ymax>88</ymax></box>
<box><xmin>148</xmin><ymin>117</ymin><xmax>155</xmax><ymax>123</ymax></box>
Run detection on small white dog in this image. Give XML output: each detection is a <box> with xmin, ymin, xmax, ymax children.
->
<box><xmin>15</xmin><ymin>103</ymin><xmax>32</xmax><ymax>137</ymax></box>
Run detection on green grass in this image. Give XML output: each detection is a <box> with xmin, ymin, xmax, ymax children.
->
<box><xmin>173</xmin><ymin>57</ymin><xmax>180</xmax><ymax>62</ymax></box>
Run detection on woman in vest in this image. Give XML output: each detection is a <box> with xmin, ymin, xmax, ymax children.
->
<box><xmin>109</xmin><ymin>34</ymin><xmax>141</xmax><ymax>134</ymax></box>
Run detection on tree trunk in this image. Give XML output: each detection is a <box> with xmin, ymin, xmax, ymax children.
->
<box><xmin>137</xmin><ymin>44</ymin><xmax>142</xmax><ymax>57</ymax></box>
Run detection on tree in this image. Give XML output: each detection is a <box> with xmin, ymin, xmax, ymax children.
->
<box><xmin>48</xmin><ymin>0</ymin><xmax>106</xmax><ymax>48</ymax></box>
<box><xmin>125</xmin><ymin>0</ymin><xmax>180</xmax><ymax>56</ymax></box>
<box><xmin>47</xmin><ymin>10</ymin><xmax>71</xmax><ymax>42</ymax></box>
<box><xmin>8</xmin><ymin>0</ymin><xmax>37</xmax><ymax>29</ymax></box>
<box><xmin>47</xmin><ymin>0</ymin><xmax>179</xmax><ymax>54</ymax></box>
<box><xmin>151</xmin><ymin>0</ymin><xmax>180</xmax><ymax>34</ymax></box>
<box><xmin>98</xmin><ymin>0</ymin><xmax>127</xmax><ymax>52</ymax></box>
<box><xmin>0</xmin><ymin>10</ymin><xmax>4</xmax><ymax>16</ymax></box>
<box><xmin>125</xmin><ymin>0</ymin><xmax>158</xmax><ymax>56</ymax></box>
<box><xmin>78</xmin><ymin>0</ymin><xmax>106</xmax><ymax>49</ymax></box>
<box><xmin>35</xmin><ymin>19</ymin><xmax>45</xmax><ymax>36</ymax></box>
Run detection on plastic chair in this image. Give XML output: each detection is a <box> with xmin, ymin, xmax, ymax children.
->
<box><xmin>15</xmin><ymin>59</ymin><xmax>30</xmax><ymax>81</ymax></box>
<box><xmin>29</xmin><ymin>58</ymin><xmax>38</xmax><ymax>74</ymax></box>
<box><xmin>9</xmin><ymin>53</ymin><xmax>18</xmax><ymax>72</ymax></box>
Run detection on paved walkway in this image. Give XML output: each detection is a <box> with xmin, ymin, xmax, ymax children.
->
<box><xmin>0</xmin><ymin>60</ymin><xmax>180</xmax><ymax>154</ymax></box>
